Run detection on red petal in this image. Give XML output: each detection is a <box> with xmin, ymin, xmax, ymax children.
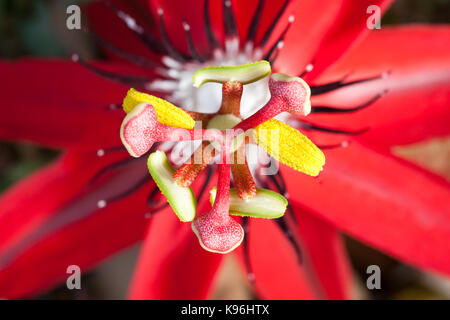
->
<box><xmin>300</xmin><ymin>0</ymin><xmax>394</xmax><ymax>80</ymax></box>
<box><xmin>310</xmin><ymin>26</ymin><xmax>450</xmax><ymax>149</ymax></box>
<box><xmin>128</xmin><ymin>171</ymin><xmax>223</xmax><ymax>299</ymax></box>
<box><xmin>239</xmin><ymin>218</ymin><xmax>319</xmax><ymax>299</ymax></box>
<box><xmin>86</xmin><ymin>0</ymin><xmax>161</xmax><ymax>60</ymax></box>
<box><xmin>147</xmin><ymin>0</ymin><xmax>211</xmax><ymax>55</ymax></box>
<box><xmin>293</xmin><ymin>205</ymin><xmax>353</xmax><ymax>299</ymax></box>
<box><xmin>0</xmin><ymin>150</ymin><xmax>157</xmax><ymax>298</ymax></box>
<box><xmin>139</xmin><ymin>0</ymin><xmax>359</xmax><ymax>70</ymax></box>
<box><xmin>0</xmin><ymin>59</ymin><xmax>128</xmax><ymax>148</ymax></box>
<box><xmin>282</xmin><ymin>142</ymin><xmax>450</xmax><ymax>275</ymax></box>
<box><xmin>264</xmin><ymin>0</ymin><xmax>343</xmax><ymax>73</ymax></box>
<box><xmin>236</xmin><ymin>207</ymin><xmax>352</xmax><ymax>299</ymax></box>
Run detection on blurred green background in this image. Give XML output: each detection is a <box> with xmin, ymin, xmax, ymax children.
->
<box><xmin>0</xmin><ymin>0</ymin><xmax>449</xmax><ymax>300</ymax></box>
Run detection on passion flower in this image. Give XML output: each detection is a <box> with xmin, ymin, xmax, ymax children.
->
<box><xmin>1</xmin><ymin>0</ymin><xmax>449</xmax><ymax>301</ymax></box>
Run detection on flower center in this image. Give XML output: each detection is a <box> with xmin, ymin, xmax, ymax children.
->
<box><xmin>118</xmin><ymin>60</ymin><xmax>325</xmax><ymax>254</ymax></box>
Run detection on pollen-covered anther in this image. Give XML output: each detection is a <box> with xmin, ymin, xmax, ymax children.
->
<box><xmin>120</xmin><ymin>103</ymin><xmax>222</xmax><ymax>158</ymax></box>
<box><xmin>256</xmin><ymin>119</ymin><xmax>325</xmax><ymax>176</ymax></box>
<box><xmin>123</xmin><ymin>88</ymin><xmax>195</xmax><ymax>129</ymax></box>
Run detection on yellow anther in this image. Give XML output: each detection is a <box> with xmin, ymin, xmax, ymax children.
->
<box><xmin>255</xmin><ymin>119</ymin><xmax>325</xmax><ymax>176</ymax></box>
<box><xmin>123</xmin><ymin>88</ymin><xmax>195</xmax><ymax>129</ymax></box>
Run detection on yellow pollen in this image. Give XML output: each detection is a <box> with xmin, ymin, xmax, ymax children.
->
<box><xmin>123</xmin><ymin>88</ymin><xmax>195</xmax><ymax>129</ymax></box>
<box><xmin>255</xmin><ymin>119</ymin><xmax>325</xmax><ymax>176</ymax></box>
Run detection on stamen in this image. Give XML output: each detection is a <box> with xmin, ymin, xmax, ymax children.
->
<box><xmin>123</xmin><ymin>88</ymin><xmax>195</xmax><ymax>129</ymax></box>
<box><xmin>101</xmin><ymin>0</ymin><xmax>166</xmax><ymax>54</ymax></box>
<box><xmin>246</xmin><ymin>0</ymin><xmax>265</xmax><ymax>44</ymax></box>
<box><xmin>222</xmin><ymin>0</ymin><xmax>238</xmax><ymax>38</ymax></box>
<box><xmin>204</xmin><ymin>0</ymin><xmax>221</xmax><ymax>50</ymax></box>
<box><xmin>158</xmin><ymin>7</ymin><xmax>189</xmax><ymax>62</ymax></box>
<box><xmin>311</xmin><ymin>91</ymin><xmax>387</xmax><ymax>114</ymax></box>
<box><xmin>183</xmin><ymin>20</ymin><xmax>207</xmax><ymax>62</ymax></box>
<box><xmin>255</xmin><ymin>119</ymin><xmax>325</xmax><ymax>176</ymax></box>
<box><xmin>72</xmin><ymin>54</ymin><xmax>151</xmax><ymax>87</ymax></box>
<box><xmin>310</xmin><ymin>72</ymin><xmax>389</xmax><ymax>95</ymax></box>
<box><xmin>259</xmin><ymin>0</ymin><xmax>291</xmax><ymax>47</ymax></box>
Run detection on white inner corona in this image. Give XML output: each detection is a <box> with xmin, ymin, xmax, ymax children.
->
<box><xmin>148</xmin><ymin>39</ymin><xmax>271</xmax><ymax>118</ymax></box>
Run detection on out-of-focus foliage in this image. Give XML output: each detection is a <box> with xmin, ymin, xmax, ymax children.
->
<box><xmin>384</xmin><ymin>0</ymin><xmax>450</xmax><ymax>24</ymax></box>
<box><xmin>0</xmin><ymin>0</ymin><xmax>64</xmax><ymax>57</ymax></box>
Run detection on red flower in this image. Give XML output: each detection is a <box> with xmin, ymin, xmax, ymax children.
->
<box><xmin>0</xmin><ymin>0</ymin><xmax>449</xmax><ymax>299</ymax></box>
